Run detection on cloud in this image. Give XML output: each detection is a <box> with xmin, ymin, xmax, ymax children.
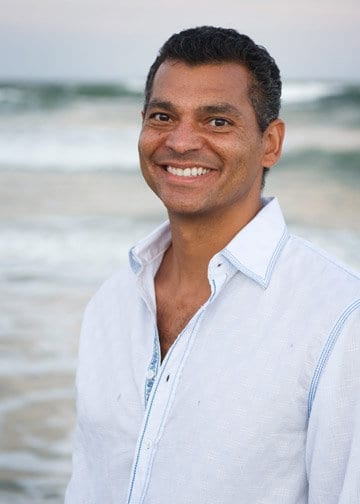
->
<box><xmin>1</xmin><ymin>0</ymin><xmax>359</xmax><ymax>80</ymax></box>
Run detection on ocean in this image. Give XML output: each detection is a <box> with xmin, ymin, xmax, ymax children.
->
<box><xmin>0</xmin><ymin>79</ymin><xmax>359</xmax><ymax>503</ymax></box>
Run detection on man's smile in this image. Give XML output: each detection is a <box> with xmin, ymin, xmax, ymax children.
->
<box><xmin>166</xmin><ymin>166</ymin><xmax>211</xmax><ymax>177</ymax></box>
<box><xmin>138</xmin><ymin>61</ymin><xmax>274</xmax><ymax>217</ymax></box>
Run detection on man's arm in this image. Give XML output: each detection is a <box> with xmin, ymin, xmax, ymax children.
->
<box><xmin>65</xmin><ymin>421</ymin><xmax>93</xmax><ymax>503</ymax></box>
<box><xmin>65</xmin><ymin>300</ymin><xmax>95</xmax><ymax>504</ymax></box>
<box><xmin>306</xmin><ymin>301</ymin><xmax>360</xmax><ymax>503</ymax></box>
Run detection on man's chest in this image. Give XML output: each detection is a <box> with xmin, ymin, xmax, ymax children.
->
<box><xmin>156</xmin><ymin>305</ymin><xmax>192</xmax><ymax>359</ymax></box>
<box><xmin>80</xmin><ymin>292</ymin><xmax>313</xmax><ymax>504</ymax></box>
<box><xmin>155</xmin><ymin>287</ymin><xmax>210</xmax><ymax>359</ymax></box>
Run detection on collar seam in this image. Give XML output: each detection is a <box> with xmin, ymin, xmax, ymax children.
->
<box><xmin>222</xmin><ymin>227</ymin><xmax>289</xmax><ymax>288</ymax></box>
<box><xmin>263</xmin><ymin>228</ymin><xmax>290</xmax><ymax>287</ymax></box>
<box><xmin>130</xmin><ymin>245</ymin><xmax>170</xmax><ymax>274</ymax></box>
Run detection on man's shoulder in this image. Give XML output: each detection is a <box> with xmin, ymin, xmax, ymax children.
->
<box><xmin>285</xmin><ymin>233</ymin><xmax>360</xmax><ymax>295</ymax></box>
<box><xmin>99</xmin><ymin>264</ymin><xmax>135</xmax><ymax>292</ymax></box>
<box><xmin>84</xmin><ymin>264</ymin><xmax>137</xmax><ymax>317</ymax></box>
<box><xmin>289</xmin><ymin>233</ymin><xmax>358</xmax><ymax>277</ymax></box>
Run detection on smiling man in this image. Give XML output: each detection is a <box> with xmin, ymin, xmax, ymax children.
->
<box><xmin>65</xmin><ymin>27</ymin><xmax>360</xmax><ymax>504</ymax></box>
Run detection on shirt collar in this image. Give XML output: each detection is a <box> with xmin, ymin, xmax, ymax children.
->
<box><xmin>129</xmin><ymin>220</ymin><xmax>171</xmax><ymax>274</ymax></box>
<box><xmin>129</xmin><ymin>197</ymin><xmax>288</xmax><ymax>288</ymax></box>
<box><xmin>221</xmin><ymin>197</ymin><xmax>289</xmax><ymax>288</ymax></box>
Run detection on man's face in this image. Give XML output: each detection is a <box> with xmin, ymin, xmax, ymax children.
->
<box><xmin>138</xmin><ymin>60</ymin><xmax>281</xmax><ymax>220</ymax></box>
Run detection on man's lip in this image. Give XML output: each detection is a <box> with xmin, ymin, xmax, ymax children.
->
<box><xmin>156</xmin><ymin>162</ymin><xmax>216</xmax><ymax>170</ymax></box>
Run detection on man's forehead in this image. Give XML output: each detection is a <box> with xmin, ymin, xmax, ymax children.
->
<box><xmin>148</xmin><ymin>60</ymin><xmax>253</xmax><ymax>110</ymax></box>
<box><xmin>151</xmin><ymin>60</ymin><xmax>251</xmax><ymax>92</ymax></box>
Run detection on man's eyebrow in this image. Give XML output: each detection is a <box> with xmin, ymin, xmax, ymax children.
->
<box><xmin>146</xmin><ymin>101</ymin><xmax>244</xmax><ymax>118</ymax></box>
<box><xmin>146</xmin><ymin>100</ymin><xmax>176</xmax><ymax>112</ymax></box>
<box><xmin>199</xmin><ymin>103</ymin><xmax>243</xmax><ymax>118</ymax></box>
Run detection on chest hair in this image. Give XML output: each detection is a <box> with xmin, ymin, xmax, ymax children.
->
<box><xmin>156</xmin><ymin>288</ymin><xmax>210</xmax><ymax>360</ymax></box>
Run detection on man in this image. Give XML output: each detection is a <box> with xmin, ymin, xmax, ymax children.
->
<box><xmin>66</xmin><ymin>27</ymin><xmax>360</xmax><ymax>503</ymax></box>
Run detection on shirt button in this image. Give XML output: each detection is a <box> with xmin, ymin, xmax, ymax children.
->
<box><xmin>146</xmin><ymin>369</ymin><xmax>155</xmax><ymax>380</ymax></box>
<box><xmin>145</xmin><ymin>439</ymin><xmax>152</xmax><ymax>450</ymax></box>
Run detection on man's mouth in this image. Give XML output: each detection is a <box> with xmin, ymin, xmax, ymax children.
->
<box><xmin>166</xmin><ymin>166</ymin><xmax>211</xmax><ymax>177</ymax></box>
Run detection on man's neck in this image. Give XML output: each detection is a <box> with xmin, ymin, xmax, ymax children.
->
<box><xmin>154</xmin><ymin>201</ymin><xmax>262</xmax><ymax>359</ymax></box>
<box><xmin>165</xmin><ymin>199</ymin><xmax>262</xmax><ymax>286</ymax></box>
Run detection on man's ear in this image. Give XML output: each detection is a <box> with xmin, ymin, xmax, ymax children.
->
<box><xmin>261</xmin><ymin>119</ymin><xmax>285</xmax><ymax>168</ymax></box>
<box><xmin>141</xmin><ymin>110</ymin><xmax>145</xmax><ymax>122</ymax></box>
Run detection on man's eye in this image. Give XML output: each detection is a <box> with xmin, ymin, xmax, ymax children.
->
<box><xmin>151</xmin><ymin>113</ymin><xmax>170</xmax><ymax>122</ymax></box>
<box><xmin>209</xmin><ymin>118</ymin><xmax>230</xmax><ymax>127</ymax></box>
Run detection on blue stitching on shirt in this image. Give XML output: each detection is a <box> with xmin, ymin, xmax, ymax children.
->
<box><xmin>144</xmin><ymin>331</ymin><xmax>160</xmax><ymax>407</ymax></box>
<box><xmin>307</xmin><ymin>299</ymin><xmax>360</xmax><ymax>418</ymax></box>
<box><xmin>264</xmin><ymin>229</ymin><xmax>289</xmax><ymax>286</ymax></box>
<box><xmin>127</xmin><ymin>329</ymin><xmax>186</xmax><ymax>503</ymax></box>
<box><xmin>138</xmin><ymin>309</ymin><xmax>208</xmax><ymax>504</ymax></box>
<box><xmin>127</xmin><ymin>279</ymin><xmax>219</xmax><ymax>503</ymax></box>
<box><xmin>222</xmin><ymin>227</ymin><xmax>289</xmax><ymax>288</ymax></box>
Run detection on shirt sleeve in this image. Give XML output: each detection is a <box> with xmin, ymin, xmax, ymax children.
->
<box><xmin>64</xmin><ymin>422</ymin><xmax>93</xmax><ymax>503</ymax></box>
<box><xmin>64</xmin><ymin>300</ymin><xmax>96</xmax><ymax>504</ymax></box>
<box><xmin>306</xmin><ymin>301</ymin><xmax>360</xmax><ymax>504</ymax></box>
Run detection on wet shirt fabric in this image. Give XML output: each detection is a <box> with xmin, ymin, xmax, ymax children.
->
<box><xmin>65</xmin><ymin>197</ymin><xmax>360</xmax><ymax>504</ymax></box>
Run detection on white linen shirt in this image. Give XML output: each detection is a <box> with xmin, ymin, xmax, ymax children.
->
<box><xmin>65</xmin><ymin>197</ymin><xmax>360</xmax><ymax>504</ymax></box>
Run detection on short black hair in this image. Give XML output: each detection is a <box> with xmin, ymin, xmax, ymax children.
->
<box><xmin>144</xmin><ymin>26</ymin><xmax>282</xmax><ymax>133</ymax></box>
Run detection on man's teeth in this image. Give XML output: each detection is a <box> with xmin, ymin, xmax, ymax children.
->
<box><xmin>166</xmin><ymin>166</ymin><xmax>210</xmax><ymax>177</ymax></box>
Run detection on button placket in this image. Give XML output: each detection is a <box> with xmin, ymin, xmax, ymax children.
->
<box><xmin>128</xmin><ymin>342</ymin><xmax>186</xmax><ymax>503</ymax></box>
<box><xmin>144</xmin><ymin>329</ymin><xmax>161</xmax><ymax>406</ymax></box>
<box><xmin>128</xmin><ymin>311</ymin><xmax>205</xmax><ymax>504</ymax></box>
<box><xmin>146</xmin><ymin>369</ymin><xmax>156</xmax><ymax>380</ymax></box>
<box><xmin>209</xmin><ymin>260</ymin><xmax>228</xmax><ymax>297</ymax></box>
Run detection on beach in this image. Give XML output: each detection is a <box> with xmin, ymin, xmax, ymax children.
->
<box><xmin>0</xmin><ymin>79</ymin><xmax>359</xmax><ymax>502</ymax></box>
<box><xmin>0</xmin><ymin>170</ymin><xmax>166</xmax><ymax>503</ymax></box>
<box><xmin>1</xmin><ymin>167</ymin><xmax>359</xmax><ymax>228</ymax></box>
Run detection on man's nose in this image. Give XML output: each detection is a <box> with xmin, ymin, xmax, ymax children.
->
<box><xmin>164</xmin><ymin>120</ymin><xmax>203</xmax><ymax>153</ymax></box>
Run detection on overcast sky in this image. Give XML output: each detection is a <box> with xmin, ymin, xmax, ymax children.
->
<box><xmin>1</xmin><ymin>0</ymin><xmax>359</xmax><ymax>82</ymax></box>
